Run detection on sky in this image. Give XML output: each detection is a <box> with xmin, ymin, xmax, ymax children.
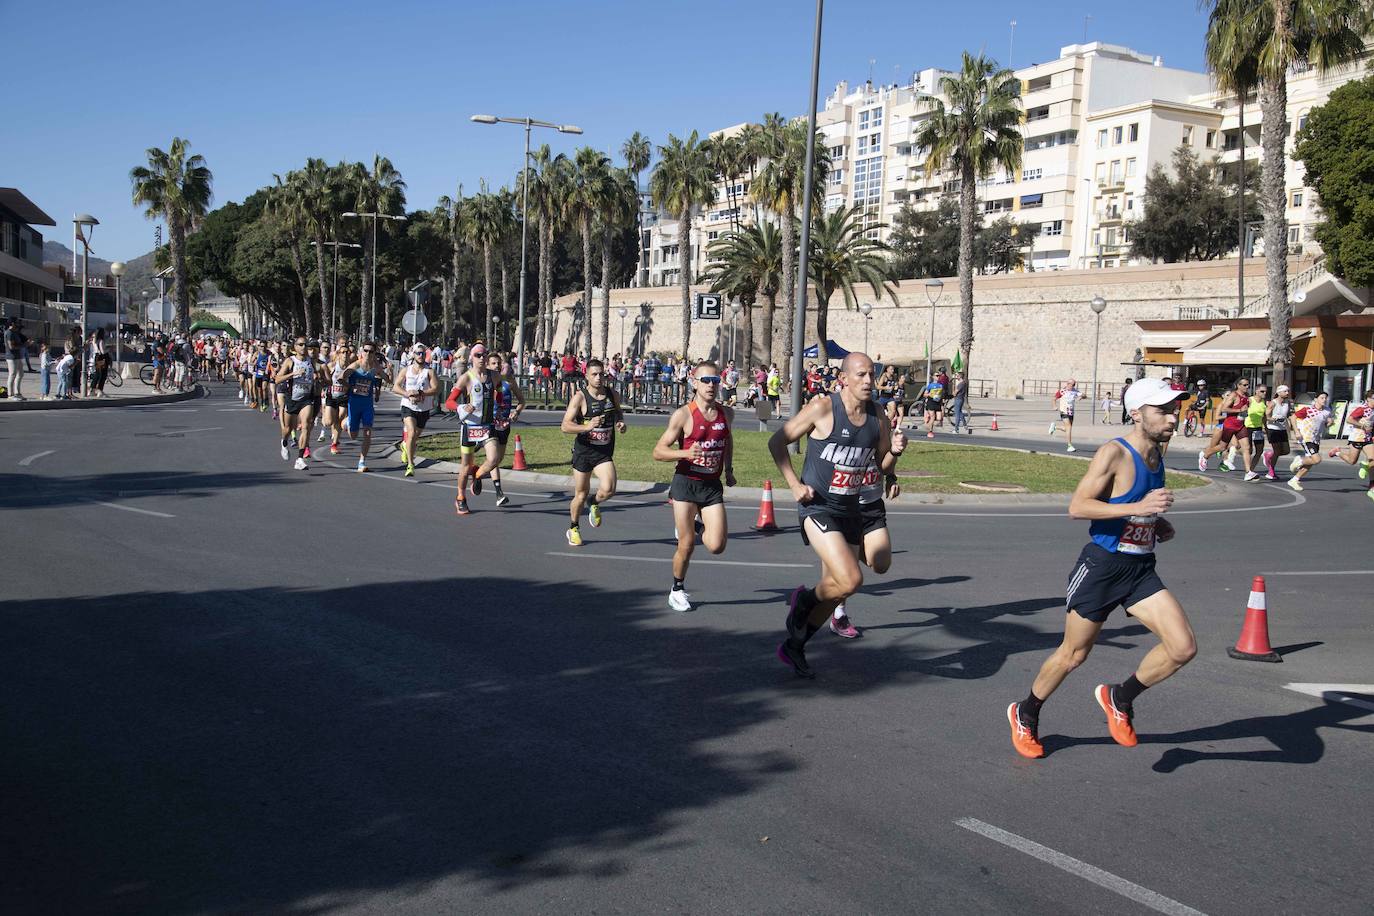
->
<box><xmin>7</xmin><ymin>0</ymin><xmax>1216</xmax><ymax>262</ymax></box>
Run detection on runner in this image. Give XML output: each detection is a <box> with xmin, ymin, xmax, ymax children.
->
<box><xmin>1287</xmin><ymin>391</ymin><xmax>1332</xmax><ymax>491</ymax></box>
<box><xmin>1261</xmin><ymin>385</ymin><xmax>1294</xmax><ymax>480</ymax></box>
<box><xmin>344</xmin><ymin>341</ymin><xmax>382</xmax><ymax>472</ymax></box>
<box><xmin>321</xmin><ymin>341</ymin><xmax>353</xmax><ymax>455</ymax></box>
<box><xmin>1049</xmin><ymin>379</ymin><xmax>1082</xmax><ymax>453</ymax></box>
<box><xmin>919</xmin><ymin>372</ymin><xmax>945</xmax><ymax>439</ymax></box>
<box><xmin>393</xmin><ymin>343</ymin><xmax>438</xmax><ymax>477</ymax></box>
<box><xmin>1198</xmin><ymin>377</ymin><xmax>1251</xmax><ymax>472</ymax></box>
<box><xmin>560</xmin><ymin>358</ymin><xmax>626</xmax><ymax>543</ymax></box>
<box><xmin>1240</xmin><ymin>384</ymin><xmax>1270</xmax><ymax>481</ymax></box>
<box><xmin>652</xmin><ymin>361</ymin><xmax>734</xmax><ymax>610</ymax></box>
<box><xmin>1327</xmin><ymin>389</ymin><xmax>1374</xmax><ymax>501</ymax></box>
<box><xmin>769</xmin><ymin>353</ymin><xmax>905</xmax><ymax>677</ymax></box>
<box><xmin>827</xmin><ymin>426</ymin><xmax>906</xmax><ymax>639</ymax></box>
<box><xmin>1008</xmin><ymin>378</ymin><xmax>1193</xmax><ymax>759</ymax></box>
<box><xmin>449</xmin><ymin>345</ymin><xmax>500</xmax><ymax>516</ymax></box>
<box><xmin>274</xmin><ymin>336</ymin><xmax>318</xmax><ymax>470</ymax></box>
<box><xmin>251</xmin><ymin>341</ymin><xmax>271</xmax><ymax>412</ymax></box>
<box><xmin>486</xmin><ymin>351</ymin><xmax>527</xmax><ymax>507</ymax></box>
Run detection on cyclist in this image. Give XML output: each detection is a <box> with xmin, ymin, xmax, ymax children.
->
<box><xmin>1185</xmin><ymin>380</ymin><xmax>1211</xmax><ymax>437</ymax></box>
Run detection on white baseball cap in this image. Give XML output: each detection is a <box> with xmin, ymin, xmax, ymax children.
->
<box><xmin>1124</xmin><ymin>377</ymin><xmax>1189</xmax><ymax>413</ymax></box>
<box><xmin>1276</xmin><ymin>384</ymin><xmax>1291</xmax><ymax>396</ymax></box>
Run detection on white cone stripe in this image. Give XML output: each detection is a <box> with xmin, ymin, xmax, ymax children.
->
<box><xmin>1247</xmin><ymin>591</ymin><xmax>1266</xmax><ymax>610</ymax></box>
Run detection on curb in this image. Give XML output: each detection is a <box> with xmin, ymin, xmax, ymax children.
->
<box><xmin>0</xmin><ymin>385</ymin><xmax>206</xmax><ymax>411</ymax></box>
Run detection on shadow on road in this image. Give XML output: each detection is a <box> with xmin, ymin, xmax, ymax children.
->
<box><xmin>0</xmin><ymin>470</ymin><xmax>301</xmax><ymax>511</ymax></box>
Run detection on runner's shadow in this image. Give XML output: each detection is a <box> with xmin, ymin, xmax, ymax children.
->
<box><xmin>862</xmin><ymin>575</ymin><xmax>971</xmax><ymax>596</ymax></box>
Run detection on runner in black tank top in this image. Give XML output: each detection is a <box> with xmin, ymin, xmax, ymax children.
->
<box><xmin>768</xmin><ymin>353</ymin><xmax>906</xmax><ymax>677</ymax></box>
<box><xmin>560</xmin><ymin>359</ymin><xmax>625</xmax><ymax>545</ymax></box>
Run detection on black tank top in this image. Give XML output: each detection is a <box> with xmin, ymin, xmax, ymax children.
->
<box><xmin>800</xmin><ymin>392</ymin><xmax>880</xmax><ymax>515</ymax></box>
<box><xmin>576</xmin><ymin>389</ymin><xmax>616</xmax><ymax>452</ymax></box>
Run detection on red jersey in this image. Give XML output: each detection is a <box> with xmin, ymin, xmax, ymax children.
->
<box><xmin>675</xmin><ymin>401</ymin><xmax>730</xmax><ymax>480</ymax></box>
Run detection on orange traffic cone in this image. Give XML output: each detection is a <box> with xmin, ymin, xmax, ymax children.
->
<box><xmin>753</xmin><ymin>479</ymin><xmax>780</xmax><ymax>532</ymax></box>
<box><xmin>1227</xmin><ymin>576</ymin><xmax>1281</xmax><ymax>663</ymax></box>
<box><xmin>990</xmin><ymin>414</ymin><xmax>1000</xmax><ymax>431</ymax></box>
<box><xmin>511</xmin><ymin>435</ymin><xmax>528</xmax><ymax>471</ymax></box>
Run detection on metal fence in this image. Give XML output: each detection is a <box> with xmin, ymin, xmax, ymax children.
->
<box><xmin>1022</xmin><ymin>378</ymin><xmax>1124</xmax><ymax>401</ymax></box>
<box><xmin>435</xmin><ymin>373</ymin><xmax>695</xmax><ymax>415</ymax></box>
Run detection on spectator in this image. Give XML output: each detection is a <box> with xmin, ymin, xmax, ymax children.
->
<box><xmin>949</xmin><ymin>371</ymin><xmax>969</xmax><ymax>434</ymax></box>
<box><xmin>38</xmin><ymin>338</ymin><xmax>52</xmax><ymax>400</ymax></box>
<box><xmin>643</xmin><ymin>351</ymin><xmax>662</xmax><ymax>404</ymax></box>
<box><xmin>4</xmin><ymin>317</ymin><xmax>26</xmax><ymax>399</ymax></box>
<box><xmin>55</xmin><ymin>346</ymin><xmax>75</xmax><ymax>399</ymax></box>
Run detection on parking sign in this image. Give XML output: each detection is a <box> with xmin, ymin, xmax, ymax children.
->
<box><xmin>693</xmin><ymin>293</ymin><xmax>722</xmax><ymax>320</ymax></box>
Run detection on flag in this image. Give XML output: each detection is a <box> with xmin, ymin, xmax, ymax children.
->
<box><xmin>951</xmin><ymin>350</ymin><xmax>965</xmax><ymax>372</ymax></box>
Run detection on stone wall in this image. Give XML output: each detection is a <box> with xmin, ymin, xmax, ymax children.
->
<box><xmin>548</xmin><ymin>257</ymin><xmax>1309</xmax><ymax>397</ymax></box>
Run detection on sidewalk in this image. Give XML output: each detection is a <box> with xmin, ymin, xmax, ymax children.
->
<box><xmin>936</xmin><ymin>396</ymin><xmax>1138</xmax><ymax>448</ymax></box>
<box><xmin>0</xmin><ymin>378</ymin><xmax>202</xmax><ymax>411</ymax></box>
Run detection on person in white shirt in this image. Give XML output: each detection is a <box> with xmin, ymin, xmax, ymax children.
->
<box><xmin>1050</xmin><ymin>380</ymin><xmax>1083</xmax><ymax>453</ymax></box>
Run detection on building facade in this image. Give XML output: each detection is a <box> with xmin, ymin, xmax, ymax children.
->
<box><xmin>0</xmin><ymin>188</ymin><xmax>65</xmax><ymax>341</ymax></box>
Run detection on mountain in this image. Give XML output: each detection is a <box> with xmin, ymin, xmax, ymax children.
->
<box><xmin>42</xmin><ymin>240</ymin><xmax>224</xmax><ymax>305</ymax></box>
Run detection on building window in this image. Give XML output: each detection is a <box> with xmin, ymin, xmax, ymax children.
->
<box><xmin>1297</xmin><ymin>111</ymin><xmax>1309</xmax><ymax>133</ymax></box>
<box><xmin>828</xmin><ymin>169</ymin><xmax>845</xmax><ymax>186</ymax></box>
<box><xmin>1125</xmin><ymin>193</ymin><xmax>1135</xmax><ymax>211</ymax></box>
<box><xmin>852</xmin><ymin>156</ymin><xmax>884</xmax><ymax>203</ymax></box>
<box><xmin>1205</xmin><ymin>129</ymin><xmax>1216</xmax><ymax>148</ymax></box>
<box><xmin>1094</xmin><ymin>162</ymin><xmax>1106</xmax><ymax>185</ymax></box>
<box><xmin>1110</xmin><ymin>160</ymin><xmax>1123</xmax><ymax>184</ymax></box>
<box><xmin>858</xmin><ymin>107</ymin><xmax>882</xmax><ymax>130</ymax></box>
<box><xmin>1113</xmin><ymin>126</ymin><xmax>1123</xmax><ymax>145</ymax></box>
<box><xmin>1288</xmin><ymin>226</ymin><xmax>1301</xmax><ymax>244</ymax></box>
<box><xmin>1043</xmin><ymin>219</ymin><xmax>1064</xmax><ymax>236</ymax></box>
<box><xmin>1183</xmin><ymin>125</ymin><xmax>1194</xmax><ymax>146</ymax></box>
<box><xmin>1022</xmin><ymin>167</ymin><xmax>1043</xmax><ymax>181</ymax></box>
<box><xmin>1097</xmin><ymin>129</ymin><xmax>1108</xmax><ymax>148</ymax></box>
<box><xmin>1125</xmin><ymin>157</ymin><xmax>1137</xmax><ymax>178</ymax></box>
<box><xmin>829</xmin><ymin>145</ymin><xmax>846</xmax><ymax>160</ymax></box>
<box><xmin>857</xmin><ymin>136</ymin><xmax>869</xmax><ymax>155</ymax></box>
<box><xmin>1019</xmin><ymin>193</ymin><xmax>1044</xmax><ymax>209</ymax></box>
<box><xmin>1291</xmin><ymin>190</ymin><xmax>1303</xmax><ymax>207</ymax></box>
<box><xmin>1128</xmin><ymin>123</ymin><xmax>1139</xmax><ymax>142</ymax></box>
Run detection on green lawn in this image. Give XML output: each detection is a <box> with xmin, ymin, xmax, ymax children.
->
<box><xmin>416</xmin><ymin>426</ymin><xmax>1207</xmax><ymax>494</ymax></box>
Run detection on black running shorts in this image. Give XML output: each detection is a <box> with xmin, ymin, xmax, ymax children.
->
<box><xmin>284</xmin><ymin>396</ymin><xmax>314</xmax><ymax>416</ymax></box>
<box><xmin>860</xmin><ymin>499</ymin><xmax>887</xmax><ymax>536</ymax></box>
<box><xmin>799</xmin><ymin>508</ymin><xmax>864</xmax><ymax>547</ymax></box>
<box><xmin>670</xmin><ymin>473</ymin><xmax>724</xmax><ymax>507</ymax></box>
<box><xmin>1266</xmin><ymin>429</ymin><xmax>1289</xmax><ymax>448</ymax></box>
<box><xmin>1065</xmin><ymin>543</ymin><xmax>1167</xmax><ymax>623</ymax></box>
<box><xmin>401</xmin><ymin>405</ymin><xmax>430</xmax><ymax>431</ymax></box>
<box><xmin>571</xmin><ymin>443</ymin><xmax>613</xmax><ymax>473</ymax></box>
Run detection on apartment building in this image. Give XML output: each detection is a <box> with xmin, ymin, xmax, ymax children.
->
<box><xmin>641</xmin><ymin>38</ymin><xmax>1370</xmax><ymax>286</ymax></box>
<box><xmin>0</xmin><ymin>188</ymin><xmax>65</xmax><ymax>338</ymax></box>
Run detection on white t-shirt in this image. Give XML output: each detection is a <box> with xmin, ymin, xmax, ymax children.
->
<box><xmin>1057</xmin><ymin>388</ymin><xmax>1082</xmax><ymax>414</ymax></box>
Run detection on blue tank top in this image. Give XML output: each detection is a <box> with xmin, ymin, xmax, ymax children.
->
<box><xmin>1089</xmin><ymin>438</ymin><xmax>1165</xmax><ymax>555</ymax></box>
<box><xmin>347</xmin><ymin>366</ymin><xmax>377</xmax><ymax>398</ymax></box>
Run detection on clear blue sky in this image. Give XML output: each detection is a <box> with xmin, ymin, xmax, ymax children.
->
<box><xmin>9</xmin><ymin>0</ymin><xmax>1214</xmax><ymax>261</ymax></box>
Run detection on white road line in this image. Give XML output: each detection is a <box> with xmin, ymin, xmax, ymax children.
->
<box><xmin>1265</xmin><ymin>570</ymin><xmax>1374</xmax><ymax>576</ymax></box>
<box><xmin>1283</xmin><ymin>683</ymin><xmax>1374</xmax><ymax>713</ymax></box>
<box><xmin>157</xmin><ymin>427</ymin><xmax>222</xmax><ymax>436</ymax></box>
<box><xmin>546</xmin><ymin>551</ymin><xmax>811</xmax><ymax>568</ymax></box>
<box><xmin>85</xmin><ymin>499</ymin><xmax>175</xmax><ymax>518</ymax></box>
<box><xmin>955</xmin><ymin>818</ymin><xmax>1207</xmax><ymax>916</ymax></box>
<box><xmin>18</xmin><ymin>449</ymin><xmax>55</xmax><ymax>466</ymax></box>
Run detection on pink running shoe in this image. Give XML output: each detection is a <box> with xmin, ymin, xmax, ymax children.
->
<box><xmin>829</xmin><ymin>611</ymin><xmax>860</xmax><ymax>639</ymax></box>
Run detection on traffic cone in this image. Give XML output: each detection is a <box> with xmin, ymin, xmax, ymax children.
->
<box><xmin>990</xmin><ymin>414</ymin><xmax>1000</xmax><ymax>431</ymax></box>
<box><xmin>511</xmin><ymin>435</ymin><xmax>528</xmax><ymax>471</ymax></box>
<box><xmin>753</xmin><ymin>479</ymin><xmax>780</xmax><ymax>532</ymax></box>
<box><xmin>1227</xmin><ymin>576</ymin><xmax>1282</xmax><ymax>663</ymax></box>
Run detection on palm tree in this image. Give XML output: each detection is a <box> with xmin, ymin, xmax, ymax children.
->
<box><xmin>130</xmin><ymin>137</ymin><xmax>213</xmax><ymax>332</ymax></box>
<box><xmin>463</xmin><ymin>186</ymin><xmax>502</xmax><ymax>344</ymax></box>
<box><xmin>568</xmin><ymin>147</ymin><xmax>612</xmax><ymax>356</ymax></box>
<box><xmin>1204</xmin><ymin>0</ymin><xmax>1369</xmax><ymax>384</ymax></box>
<box><xmin>494</xmin><ymin>187</ymin><xmax>518</xmax><ymax>347</ymax></box>
<box><xmin>528</xmin><ymin>146</ymin><xmax>570</xmax><ymax>351</ymax></box>
<box><xmin>710</xmin><ymin>134</ymin><xmax>749</xmax><ymax>234</ymax></box>
<box><xmin>622</xmin><ymin>132</ymin><xmax>652</xmax><ymax>286</ymax></box>
<box><xmin>298</xmin><ymin>158</ymin><xmax>342</xmax><ymax>336</ymax></box>
<box><xmin>268</xmin><ymin>172</ymin><xmax>315</xmax><ymax>336</ymax></box>
<box><xmin>597</xmin><ymin>168</ymin><xmax>639</xmax><ymax>358</ymax></box>
<box><xmin>807</xmin><ymin>205</ymin><xmax>898</xmax><ymax>352</ymax></box>
<box><xmin>702</xmin><ymin>221</ymin><xmax>783</xmax><ymax>369</ymax></box>
<box><xmin>347</xmin><ymin>156</ymin><xmax>407</xmax><ymax>338</ymax></box>
<box><xmin>915</xmin><ymin>51</ymin><xmax>1023</xmax><ymax>382</ymax></box>
<box><xmin>650</xmin><ymin>131</ymin><xmax>716</xmax><ymax>358</ymax></box>
<box><xmin>434</xmin><ymin>184</ymin><xmax>466</xmax><ymax>340</ymax></box>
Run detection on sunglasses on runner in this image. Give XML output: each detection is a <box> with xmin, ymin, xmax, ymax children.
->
<box><xmin>696</xmin><ymin>375</ymin><xmax>721</xmax><ymax>385</ymax></box>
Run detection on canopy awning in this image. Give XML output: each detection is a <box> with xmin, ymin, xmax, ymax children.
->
<box><xmin>803</xmin><ymin>339</ymin><xmax>850</xmax><ymax>359</ymax></box>
<box><xmin>1177</xmin><ymin>327</ymin><xmax>1314</xmax><ymax>365</ymax></box>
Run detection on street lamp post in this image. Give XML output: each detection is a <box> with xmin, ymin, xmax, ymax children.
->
<box><xmin>110</xmin><ymin>260</ymin><xmax>126</xmax><ymax>373</ymax></box>
<box><xmin>470</xmin><ymin>114</ymin><xmax>583</xmax><ymax>379</ymax></box>
<box><xmin>617</xmin><ymin>306</ymin><xmax>628</xmax><ymax>356</ymax></box>
<box><xmin>342</xmin><ymin>212</ymin><xmax>406</xmax><ymax>340</ymax></box>
<box><xmin>1090</xmin><ymin>295</ymin><xmax>1107</xmax><ymax>424</ymax></box>
<box><xmin>924</xmin><ymin>278</ymin><xmax>943</xmax><ymax>382</ymax></box>
<box><xmin>729</xmin><ymin>299</ymin><xmax>743</xmax><ymax>364</ymax></box>
<box><xmin>859</xmin><ymin>301</ymin><xmax>873</xmax><ymax>355</ymax></box>
<box><xmin>313</xmin><ymin>240</ymin><xmax>362</xmax><ymax>337</ymax></box>
<box><xmin>789</xmin><ymin>0</ymin><xmax>824</xmax><ymax>433</ymax></box>
<box><xmin>73</xmin><ymin>214</ymin><xmax>98</xmax><ymax>395</ymax></box>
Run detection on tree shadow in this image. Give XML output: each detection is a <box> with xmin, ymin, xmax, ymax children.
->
<box><xmin>0</xmin><ymin>470</ymin><xmax>302</xmax><ymax>511</ymax></box>
<box><xmin>0</xmin><ymin>574</ymin><xmax>944</xmax><ymax>913</ymax></box>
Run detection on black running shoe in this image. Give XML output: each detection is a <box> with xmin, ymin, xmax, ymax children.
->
<box><xmin>784</xmin><ymin>586</ymin><xmax>809</xmax><ymax>643</ymax></box>
<box><xmin>472</xmin><ymin>475</ymin><xmax>483</xmax><ymax>496</ymax></box>
<box><xmin>776</xmin><ymin>640</ymin><xmax>815</xmax><ymax>679</ymax></box>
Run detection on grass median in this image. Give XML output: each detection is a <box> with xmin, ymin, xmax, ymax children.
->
<box><xmin>416</xmin><ymin>425</ymin><xmax>1206</xmax><ymax>495</ymax></box>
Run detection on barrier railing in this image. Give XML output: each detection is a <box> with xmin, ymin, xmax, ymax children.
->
<box><xmin>436</xmin><ymin>373</ymin><xmax>696</xmax><ymax>415</ymax></box>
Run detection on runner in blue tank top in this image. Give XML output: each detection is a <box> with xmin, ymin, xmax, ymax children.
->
<box><xmin>1009</xmin><ymin>378</ymin><xmax>1195</xmax><ymax>760</ymax></box>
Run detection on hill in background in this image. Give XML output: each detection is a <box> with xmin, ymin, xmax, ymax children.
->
<box><xmin>42</xmin><ymin>239</ymin><xmax>224</xmax><ymax>307</ymax></box>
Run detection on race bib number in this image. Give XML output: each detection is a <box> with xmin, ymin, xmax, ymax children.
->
<box><xmin>465</xmin><ymin>424</ymin><xmax>491</xmax><ymax>442</ymax></box>
<box><xmin>828</xmin><ymin>465</ymin><xmax>866</xmax><ymax>496</ymax></box>
<box><xmin>689</xmin><ymin>448</ymin><xmax>723</xmax><ymax>472</ymax></box>
<box><xmin>587</xmin><ymin>425</ymin><xmax>612</xmax><ymax>445</ymax></box>
<box><xmin>1118</xmin><ymin>515</ymin><xmax>1157</xmax><ymax>555</ymax></box>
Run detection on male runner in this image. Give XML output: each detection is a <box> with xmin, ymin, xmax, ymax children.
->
<box><xmin>652</xmin><ymin>361</ymin><xmax>735</xmax><ymax>610</ymax></box>
<box><xmin>1049</xmin><ymin>380</ymin><xmax>1082</xmax><ymax>453</ymax></box>
<box><xmin>919</xmin><ymin>372</ymin><xmax>945</xmax><ymax>438</ymax></box>
<box><xmin>1288</xmin><ymin>391</ymin><xmax>1332</xmax><ymax>491</ymax></box>
<box><xmin>345</xmin><ymin>341</ymin><xmax>382</xmax><ymax>471</ymax></box>
<box><xmin>449</xmin><ymin>347</ymin><xmax>501</xmax><ymax>515</ymax></box>
<box><xmin>393</xmin><ymin>343</ymin><xmax>439</xmax><ymax>477</ymax></box>
<box><xmin>769</xmin><ymin>353</ymin><xmax>905</xmax><ymax>677</ymax></box>
<box><xmin>1328</xmin><ymin>390</ymin><xmax>1374</xmax><ymax>497</ymax></box>
<box><xmin>827</xmin><ymin>433</ymin><xmax>906</xmax><ymax>639</ymax></box>
<box><xmin>1198</xmin><ymin>377</ymin><xmax>1251</xmax><ymax>472</ymax></box>
<box><xmin>562</xmin><ymin>358</ymin><xmax>627</xmax><ymax>544</ymax></box>
<box><xmin>252</xmin><ymin>341</ymin><xmax>271</xmax><ymax>411</ymax></box>
<box><xmin>1008</xmin><ymin>378</ymin><xmax>1194</xmax><ymax>759</ymax></box>
<box><xmin>274</xmin><ymin>337</ymin><xmax>318</xmax><ymax>470</ymax></box>
<box><xmin>486</xmin><ymin>351</ymin><xmax>527</xmax><ymax>506</ymax></box>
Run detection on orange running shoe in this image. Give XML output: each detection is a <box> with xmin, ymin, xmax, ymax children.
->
<box><xmin>1007</xmin><ymin>702</ymin><xmax>1045</xmax><ymax>759</ymax></box>
<box><xmin>1095</xmin><ymin>684</ymin><xmax>1138</xmax><ymax>747</ymax></box>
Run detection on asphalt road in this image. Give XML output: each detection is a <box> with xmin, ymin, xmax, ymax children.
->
<box><xmin>3</xmin><ymin>385</ymin><xmax>1372</xmax><ymax>915</ymax></box>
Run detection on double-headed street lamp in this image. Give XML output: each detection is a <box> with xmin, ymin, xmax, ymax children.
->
<box><xmin>1090</xmin><ymin>295</ymin><xmax>1108</xmax><ymax>424</ymax></box>
<box><xmin>312</xmin><ymin>239</ymin><xmax>362</xmax><ymax>336</ymax></box>
<box><xmin>341</xmin><ymin>211</ymin><xmax>406</xmax><ymax>340</ymax></box>
<box><xmin>859</xmin><ymin>301</ymin><xmax>873</xmax><ymax>355</ymax></box>
<box><xmin>110</xmin><ymin>260</ymin><xmax>126</xmax><ymax>371</ymax></box>
<box><xmin>73</xmin><ymin>214</ymin><xmax>98</xmax><ymax>394</ymax></box>
<box><xmin>924</xmin><ymin>278</ymin><xmax>944</xmax><ymax>382</ymax></box>
<box><xmin>470</xmin><ymin>113</ymin><xmax>583</xmax><ymax>374</ymax></box>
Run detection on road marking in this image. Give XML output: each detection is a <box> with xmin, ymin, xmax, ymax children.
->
<box><xmin>18</xmin><ymin>449</ymin><xmax>55</xmax><ymax>466</ymax></box>
<box><xmin>954</xmin><ymin>818</ymin><xmax>1207</xmax><ymax>916</ymax></box>
<box><xmin>85</xmin><ymin>499</ymin><xmax>175</xmax><ymax>518</ymax></box>
<box><xmin>157</xmin><ymin>427</ymin><xmax>222</xmax><ymax>436</ymax></box>
<box><xmin>546</xmin><ymin>551</ymin><xmax>811</xmax><ymax>568</ymax></box>
<box><xmin>1265</xmin><ymin>570</ymin><xmax>1374</xmax><ymax>576</ymax></box>
<box><xmin>1283</xmin><ymin>684</ymin><xmax>1374</xmax><ymax>713</ymax></box>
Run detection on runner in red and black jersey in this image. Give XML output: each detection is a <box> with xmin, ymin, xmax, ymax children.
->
<box><xmin>652</xmin><ymin>361</ymin><xmax>736</xmax><ymax>612</ymax></box>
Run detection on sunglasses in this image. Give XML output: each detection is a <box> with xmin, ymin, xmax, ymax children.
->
<box><xmin>362</xmin><ymin>347</ymin><xmax>374</xmax><ymax>353</ymax></box>
<box><xmin>697</xmin><ymin>375</ymin><xmax>721</xmax><ymax>385</ymax></box>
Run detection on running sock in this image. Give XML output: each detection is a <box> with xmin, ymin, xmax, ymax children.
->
<box><xmin>281</xmin><ymin>436</ymin><xmax>290</xmax><ymax>447</ymax></box>
<box><xmin>493</xmin><ymin>480</ymin><xmax>504</xmax><ymax>495</ymax></box>
<box><xmin>1114</xmin><ymin>674</ymin><xmax>1148</xmax><ymax>709</ymax></box>
<box><xmin>797</xmin><ymin>588</ymin><xmax>819</xmax><ymax>614</ymax></box>
<box><xmin>833</xmin><ymin>605</ymin><xmax>846</xmax><ymax>620</ymax></box>
<box><xmin>672</xmin><ymin>578</ymin><xmax>685</xmax><ymax>591</ymax></box>
<box><xmin>1263</xmin><ymin>450</ymin><xmax>1275</xmax><ymax>473</ymax></box>
<box><xmin>298</xmin><ymin>446</ymin><xmax>307</xmax><ymax>459</ymax></box>
<box><xmin>569</xmin><ymin>522</ymin><xmax>579</xmax><ymax>530</ymax></box>
<box><xmin>1020</xmin><ymin>692</ymin><xmax>1045</xmax><ymax>722</ymax></box>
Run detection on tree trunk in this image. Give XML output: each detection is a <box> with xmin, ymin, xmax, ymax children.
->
<box><xmin>361</xmin><ymin>229</ymin><xmax>374</xmax><ymax>340</ymax></box>
<box><xmin>168</xmin><ymin>214</ymin><xmax>190</xmax><ymax>332</ymax></box>
<box><xmin>957</xmin><ymin>163</ymin><xmax>977</xmax><ymax>379</ymax></box>
<box><xmin>581</xmin><ymin>215</ymin><xmax>594</xmax><ymax>358</ymax></box>
<box><xmin>741</xmin><ymin>302</ymin><xmax>754</xmax><ymax>371</ymax></box>
<box><xmin>540</xmin><ymin>220</ymin><xmax>553</xmax><ymax>350</ymax></box>
<box><xmin>679</xmin><ymin>209</ymin><xmax>693</xmax><ymax>358</ymax></box>
<box><xmin>1261</xmin><ymin>71</ymin><xmax>1291</xmax><ymax>385</ymax></box>
<box><xmin>779</xmin><ymin>207</ymin><xmax>796</xmax><ymax>374</ymax></box>
<box><xmin>447</xmin><ymin>236</ymin><xmax>459</xmax><ymax>341</ymax></box>
<box><xmin>600</xmin><ymin>225</ymin><xmax>612</xmax><ymax>358</ymax></box>
<box><xmin>816</xmin><ymin>293</ymin><xmax>830</xmax><ymax>358</ymax></box>
<box><xmin>287</xmin><ymin>232</ymin><xmax>314</xmax><ymax>338</ymax></box>
<box><xmin>314</xmin><ymin>232</ymin><xmax>329</xmax><ymax>339</ymax></box>
<box><xmin>482</xmin><ymin>241</ymin><xmax>494</xmax><ymax>345</ymax></box>
<box><xmin>760</xmin><ymin>290</ymin><xmax>776</xmax><ymax>368</ymax></box>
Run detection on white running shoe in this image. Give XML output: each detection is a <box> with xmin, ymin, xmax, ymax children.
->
<box><xmin>317</xmin><ymin>428</ymin><xmax>326</xmax><ymax>442</ymax></box>
<box><xmin>1244</xmin><ymin>471</ymin><xmax>1260</xmax><ymax>481</ymax></box>
<box><xmin>1066</xmin><ymin>445</ymin><xmax>1077</xmax><ymax>453</ymax></box>
<box><xmin>1289</xmin><ymin>455</ymin><xmax>1303</xmax><ymax>474</ymax></box>
<box><xmin>668</xmin><ymin>589</ymin><xmax>692</xmax><ymax>612</ymax></box>
<box><xmin>281</xmin><ymin>444</ymin><xmax>290</xmax><ymax>460</ymax></box>
<box><xmin>1197</xmin><ymin>449</ymin><xmax>1208</xmax><ymax>472</ymax></box>
<box><xmin>357</xmin><ymin>458</ymin><xmax>367</xmax><ymax>472</ymax></box>
<box><xmin>1287</xmin><ymin>477</ymin><xmax>1304</xmax><ymax>492</ymax></box>
<box><xmin>294</xmin><ymin>457</ymin><xmax>308</xmax><ymax>471</ymax></box>
<box><xmin>1048</xmin><ymin>422</ymin><xmax>1057</xmax><ymax>436</ymax></box>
